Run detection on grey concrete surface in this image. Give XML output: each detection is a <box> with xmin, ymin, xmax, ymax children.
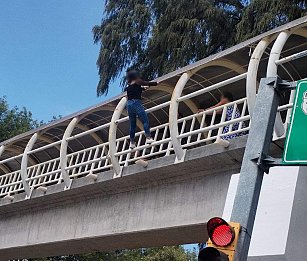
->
<box><xmin>285</xmin><ymin>166</ymin><xmax>307</xmax><ymax>260</ymax></box>
<box><xmin>248</xmin><ymin>255</ymin><xmax>287</xmax><ymax>261</ymax></box>
<box><xmin>0</xmin><ymin>136</ymin><xmax>284</xmax><ymax>260</ymax></box>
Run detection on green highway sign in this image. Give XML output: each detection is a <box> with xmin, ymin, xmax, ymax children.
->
<box><xmin>283</xmin><ymin>80</ymin><xmax>307</xmax><ymax>165</ymax></box>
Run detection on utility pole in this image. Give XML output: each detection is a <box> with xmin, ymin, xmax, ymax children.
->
<box><xmin>230</xmin><ymin>76</ymin><xmax>293</xmax><ymax>261</ymax></box>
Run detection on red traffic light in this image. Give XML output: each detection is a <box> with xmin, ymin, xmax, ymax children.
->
<box><xmin>207</xmin><ymin>217</ymin><xmax>235</xmax><ymax>247</ymax></box>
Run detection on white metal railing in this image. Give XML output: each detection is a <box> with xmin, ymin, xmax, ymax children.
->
<box><xmin>66</xmin><ymin>141</ymin><xmax>111</xmax><ymax>178</ymax></box>
<box><xmin>0</xmin><ymin>96</ymin><xmax>294</xmax><ymax>199</ymax></box>
<box><xmin>0</xmin><ymin>46</ymin><xmax>305</xmax><ymax>200</ymax></box>
<box><xmin>0</xmin><ymin>171</ymin><xmax>23</xmax><ymax>197</ymax></box>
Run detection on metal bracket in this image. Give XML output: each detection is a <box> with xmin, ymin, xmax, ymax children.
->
<box><xmin>263</xmin><ymin>76</ymin><xmax>296</xmax><ymax>92</ymax></box>
<box><xmin>174</xmin><ymin>149</ymin><xmax>187</xmax><ymax>164</ymax></box>
<box><xmin>25</xmin><ymin>187</ymin><xmax>34</xmax><ymax>200</ymax></box>
<box><xmin>277</xmin><ymin>80</ymin><xmax>297</xmax><ymax>91</ymax></box>
<box><xmin>113</xmin><ymin>166</ymin><xmax>124</xmax><ymax>179</ymax></box>
<box><xmin>251</xmin><ymin>153</ymin><xmax>283</xmax><ymax>174</ymax></box>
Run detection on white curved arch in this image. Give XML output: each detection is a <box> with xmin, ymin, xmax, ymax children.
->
<box><xmin>169</xmin><ymin>58</ymin><xmax>248</xmax><ymax>162</ymax></box>
<box><xmin>21</xmin><ymin>133</ymin><xmax>39</xmax><ymax>198</ymax></box>
<box><xmin>169</xmin><ymin>72</ymin><xmax>191</xmax><ymax>162</ymax></box>
<box><xmin>109</xmin><ymin>97</ymin><xmax>127</xmax><ymax>178</ymax></box>
<box><xmin>267</xmin><ymin>31</ymin><xmax>291</xmax><ymax>138</ymax></box>
<box><xmin>60</xmin><ymin>117</ymin><xmax>79</xmax><ymax>189</ymax></box>
<box><xmin>0</xmin><ymin>145</ymin><xmax>10</xmax><ymax>173</ymax></box>
<box><xmin>247</xmin><ymin>37</ymin><xmax>273</xmax><ymax>115</ymax></box>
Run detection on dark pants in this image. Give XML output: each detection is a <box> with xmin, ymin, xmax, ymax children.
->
<box><xmin>127</xmin><ymin>99</ymin><xmax>150</xmax><ymax>142</ymax></box>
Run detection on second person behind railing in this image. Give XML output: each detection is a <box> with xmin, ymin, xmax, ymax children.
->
<box><xmin>125</xmin><ymin>69</ymin><xmax>158</xmax><ymax>149</ymax></box>
<box><xmin>198</xmin><ymin>91</ymin><xmax>246</xmax><ymax>140</ymax></box>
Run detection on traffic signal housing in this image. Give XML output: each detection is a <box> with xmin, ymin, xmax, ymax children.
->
<box><xmin>198</xmin><ymin>217</ymin><xmax>241</xmax><ymax>261</ymax></box>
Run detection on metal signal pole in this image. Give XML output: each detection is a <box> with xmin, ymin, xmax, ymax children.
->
<box><xmin>230</xmin><ymin>76</ymin><xmax>293</xmax><ymax>261</ymax></box>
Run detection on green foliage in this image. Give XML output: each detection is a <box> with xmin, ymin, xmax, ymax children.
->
<box><xmin>31</xmin><ymin>247</ymin><xmax>197</xmax><ymax>261</ymax></box>
<box><xmin>93</xmin><ymin>0</ymin><xmax>307</xmax><ymax>96</ymax></box>
<box><xmin>0</xmin><ymin>97</ymin><xmax>42</xmax><ymax>142</ymax></box>
<box><xmin>93</xmin><ymin>0</ymin><xmax>244</xmax><ymax>96</ymax></box>
<box><xmin>236</xmin><ymin>0</ymin><xmax>307</xmax><ymax>41</ymax></box>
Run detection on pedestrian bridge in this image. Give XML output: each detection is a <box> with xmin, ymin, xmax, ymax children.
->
<box><xmin>1</xmin><ymin>17</ymin><xmax>307</xmax><ymax>261</ymax></box>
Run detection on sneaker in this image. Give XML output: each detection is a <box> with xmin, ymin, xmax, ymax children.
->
<box><xmin>146</xmin><ymin>137</ymin><xmax>154</xmax><ymax>144</ymax></box>
<box><xmin>130</xmin><ymin>142</ymin><xmax>136</xmax><ymax>149</ymax></box>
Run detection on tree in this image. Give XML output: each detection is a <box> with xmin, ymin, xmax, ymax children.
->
<box><xmin>236</xmin><ymin>0</ymin><xmax>307</xmax><ymax>41</ymax></box>
<box><xmin>93</xmin><ymin>0</ymin><xmax>245</xmax><ymax>96</ymax></box>
<box><xmin>93</xmin><ymin>0</ymin><xmax>307</xmax><ymax>96</ymax></box>
<box><xmin>0</xmin><ymin>97</ymin><xmax>42</xmax><ymax>142</ymax></box>
<box><xmin>31</xmin><ymin>246</ymin><xmax>197</xmax><ymax>261</ymax></box>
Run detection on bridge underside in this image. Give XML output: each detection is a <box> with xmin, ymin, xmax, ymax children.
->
<box><xmin>0</xmin><ymin>137</ymin><xmax>284</xmax><ymax>260</ymax></box>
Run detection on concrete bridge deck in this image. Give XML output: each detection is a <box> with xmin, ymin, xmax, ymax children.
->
<box><xmin>0</xmin><ymin>136</ymin><xmax>285</xmax><ymax>260</ymax></box>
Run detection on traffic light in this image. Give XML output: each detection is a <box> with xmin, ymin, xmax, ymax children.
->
<box><xmin>198</xmin><ymin>217</ymin><xmax>241</xmax><ymax>261</ymax></box>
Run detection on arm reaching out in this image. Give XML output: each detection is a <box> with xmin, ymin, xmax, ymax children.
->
<box><xmin>198</xmin><ymin>99</ymin><xmax>229</xmax><ymax>115</ymax></box>
<box><xmin>135</xmin><ymin>79</ymin><xmax>158</xmax><ymax>87</ymax></box>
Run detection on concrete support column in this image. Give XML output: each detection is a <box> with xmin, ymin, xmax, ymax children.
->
<box><xmin>60</xmin><ymin>117</ymin><xmax>79</xmax><ymax>189</ymax></box>
<box><xmin>109</xmin><ymin>97</ymin><xmax>127</xmax><ymax>178</ymax></box>
<box><xmin>169</xmin><ymin>72</ymin><xmax>191</xmax><ymax>162</ymax></box>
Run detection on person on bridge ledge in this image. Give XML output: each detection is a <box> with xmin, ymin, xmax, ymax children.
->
<box><xmin>198</xmin><ymin>91</ymin><xmax>246</xmax><ymax>140</ymax></box>
<box><xmin>125</xmin><ymin>69</ymin><xmax>158</xmax><ymax>149</ymax></box>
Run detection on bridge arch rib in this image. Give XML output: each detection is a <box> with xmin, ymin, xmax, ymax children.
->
<box><xmin>168</xmin><ymin>60</ymin><xmax>248</xmax><ymax>162</ymax></box>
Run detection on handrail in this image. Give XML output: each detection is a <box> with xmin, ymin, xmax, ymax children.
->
<box><xmin>276</xmin><ymin>49</ymin><xmax>307</xmax><ymax>65</ymax></box>
<box><xmin>0</xmin><ymin>154</ymin><xmax>23</xmax><ymax>165</ymax></box>
<box><xmin>178</xmin><ymin>73</ymin><xmax>247</xmax><ymax>102</ymax></box>
<box><xmin>116</xmin><ymin>100</ymin><xmax>171</xmax><ymax>124</ymax></box>
<box><xmin>28</xmin><ymin>140</ymin><xmax>62</xmax><ymax>155</ymax></box>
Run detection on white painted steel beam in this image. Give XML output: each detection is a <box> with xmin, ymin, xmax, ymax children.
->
<box><xmin>60</xmin><ymin>117</ymin><xmax>79</xmax><ymax>189</ymax></box>
<box><xmin>267</xmin><ymin>31</ymin><xmax>290</xmax><ymax>138</ymax></box>
<box><xmin>247</xmin><ymin>38</ymin><xmax>271</xmax><ymax>115</ymax></box>
<box><xmin>0</xmin><ymin>146</ymin><xmax>10</xmax><ymax>173</ymax></box>
<box><xmin>109</xmin><ymin>97</ymin><xmax>127</xmax><ymax>178</ymax></box>
<box><xmin>21</xmin><ymin>133</ymin><xmax>39</xmax><ymax>198</ymax></box>
<box><xmin>0</xmin><ymin>146</ymin><xmax>5</xmax><ymax>157</ymax></box>
<box><xmin>169</xmin><ymin>72</ymin><xmax>191</xmax><ymax>162</ymax></box>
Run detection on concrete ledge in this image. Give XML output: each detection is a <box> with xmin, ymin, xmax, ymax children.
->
<box><xmin>0</xmin><ymin>136</ymin><xmax>284</xmax><ymax>217</ymax></box>
<box><xmin>0</xmin><ymin>136</ymin><xmax>249</xmax><ymax>216</ymax></box>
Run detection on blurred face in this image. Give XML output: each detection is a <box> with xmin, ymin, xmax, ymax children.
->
<box><xmin>220</xmin><ymin>95</ymin><xmax>230</xmax><ymax>103</ymax></box>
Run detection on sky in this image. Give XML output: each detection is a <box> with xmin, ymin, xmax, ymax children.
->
<box><xmin>0</xmin><ymin>0</ymin><xmax>120</xmax><ymax>122</ymax></box>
